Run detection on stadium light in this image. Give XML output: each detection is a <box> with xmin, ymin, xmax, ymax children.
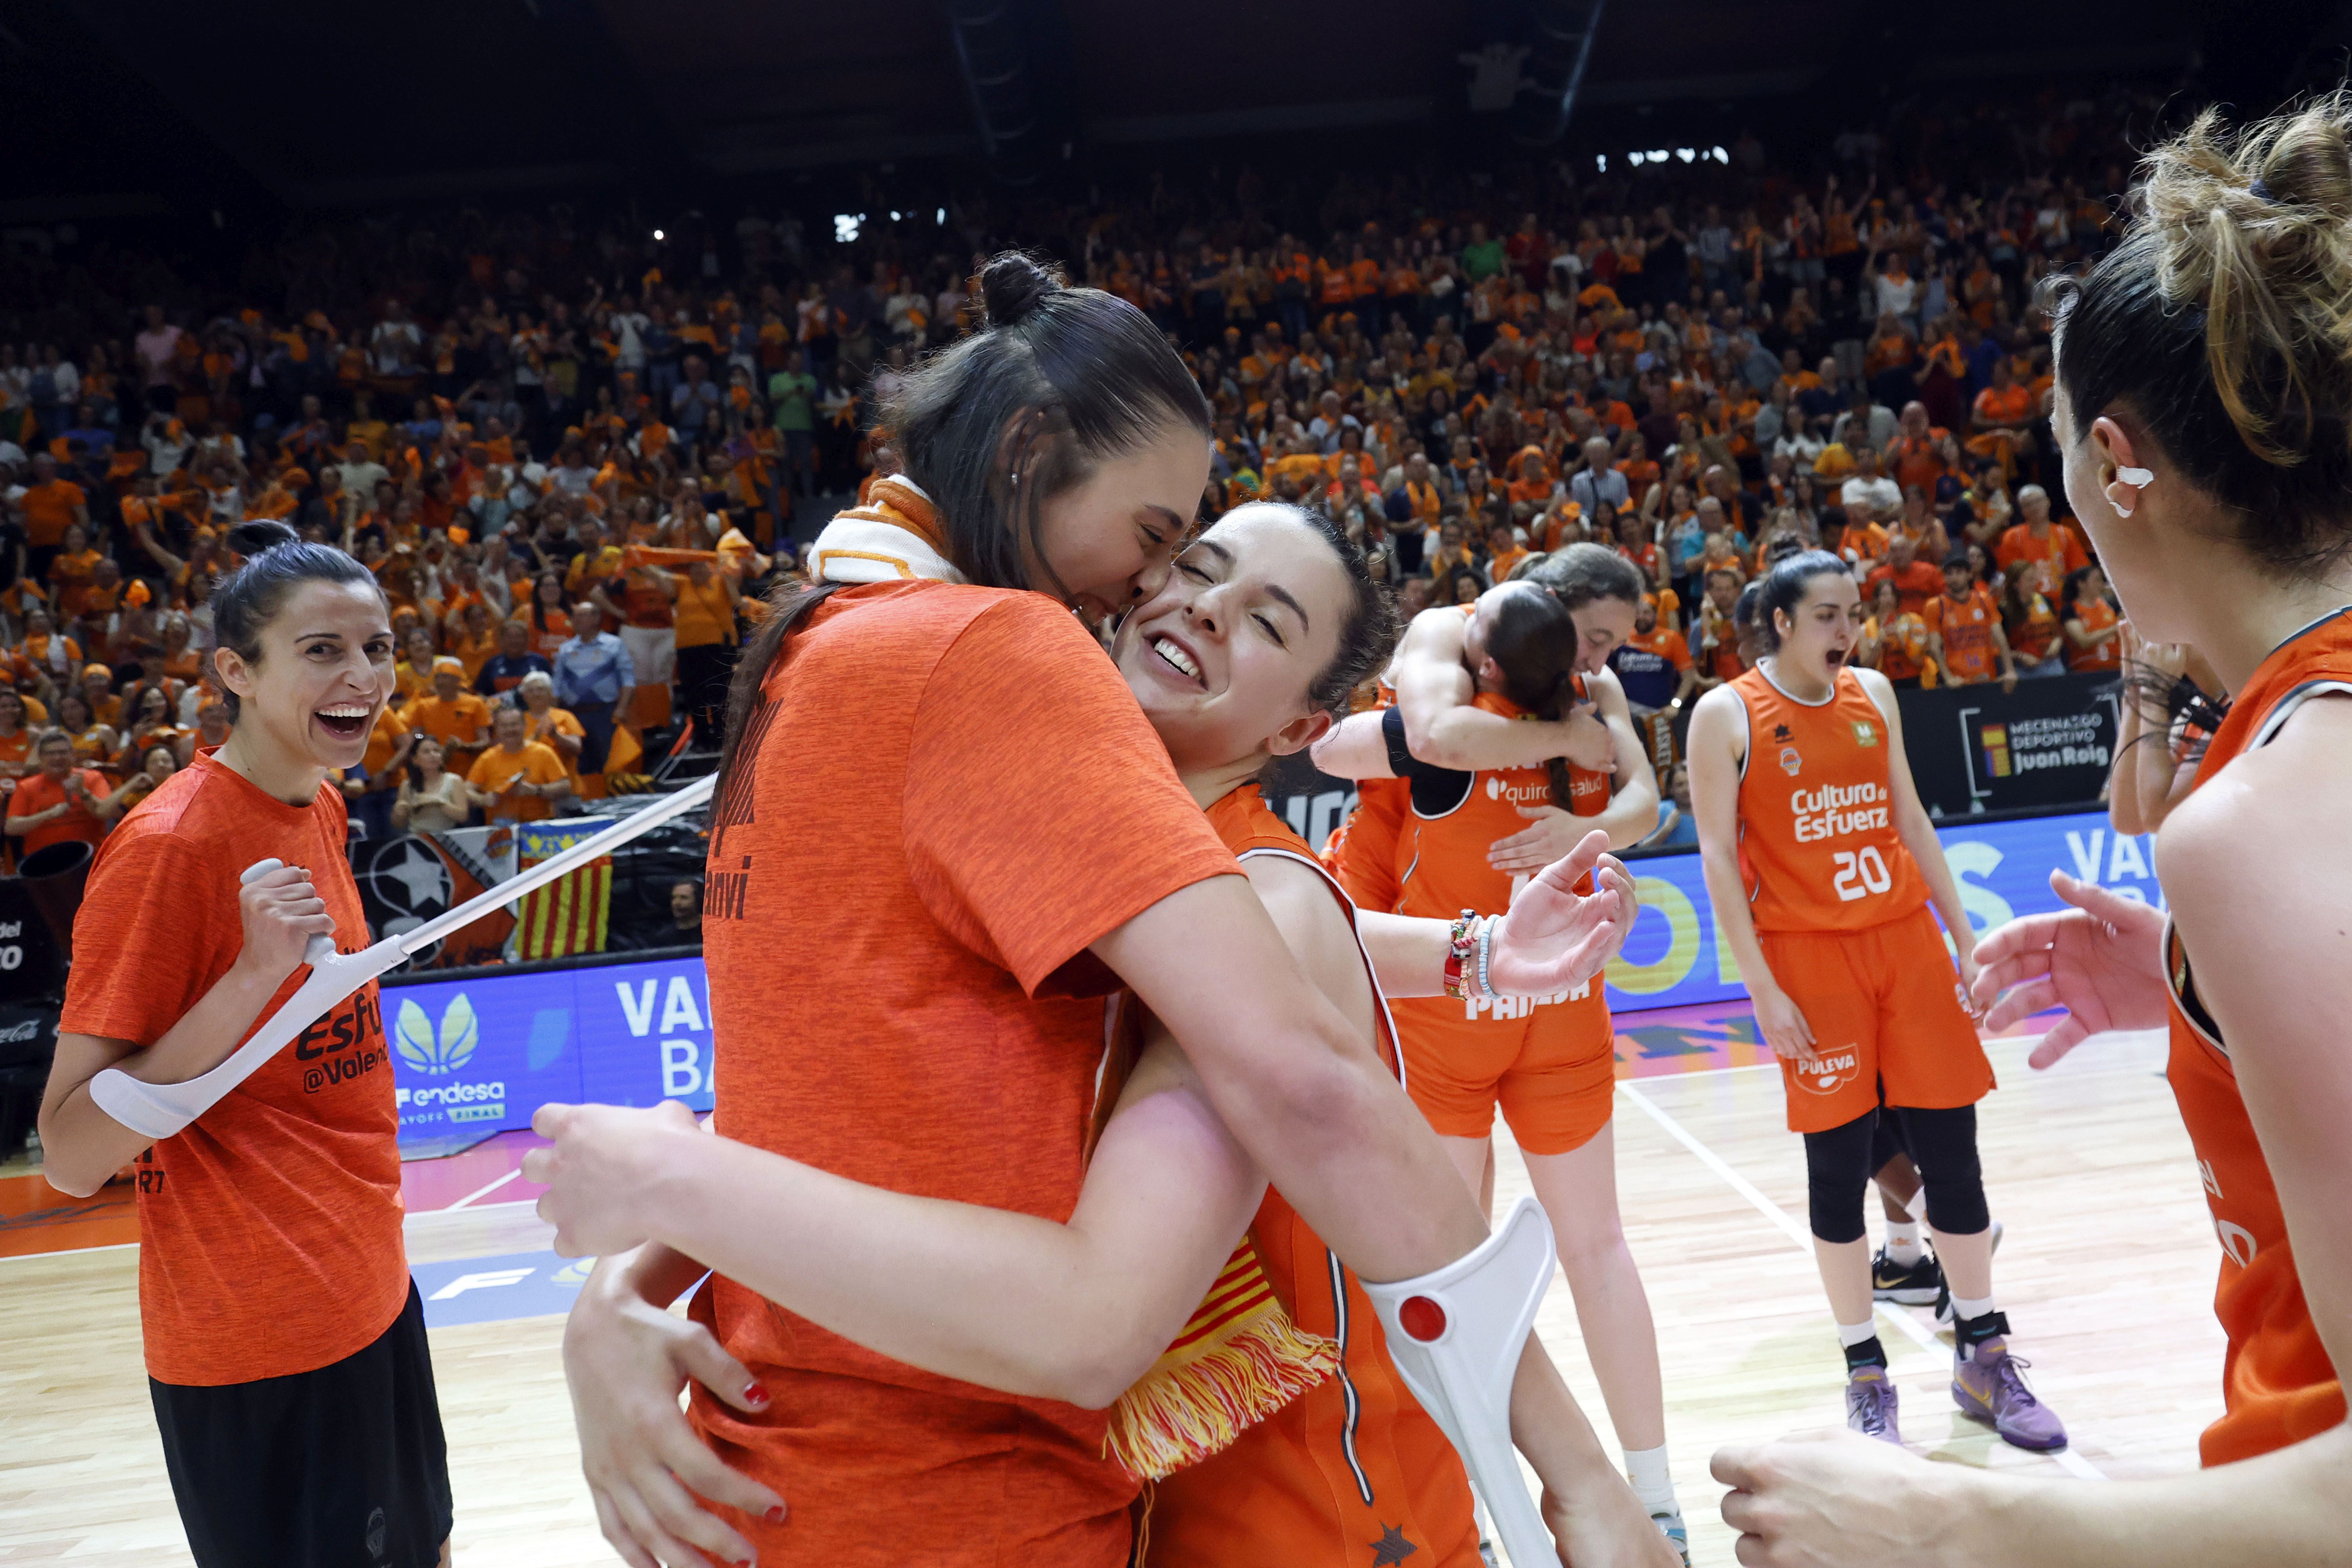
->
<box><xmin>936</xmin><ymin>207</ymin><xmax>946</xmax><ymax>223</ymax></box>
<box><xmin>1676</xmin><ymin>148</ymin><xmax>1695</xmax><ymax>163</ymax></box>
<box><xmin>1628</xmin><ymin>151</ymin><xmax>1644</xmax><ymax>166</ymax></box>
<box><xmin>1596</xmin><ymin>153</ymin><xmax>1607</xmax><ymax>172</ymax></box>
<box><xmin>1713</xmin><ymin>145</ymin><xmax>1729</xmax><ymax>163</ymax></box>
<box><xmin>889</xmin><ymin>210</ymin><xmax>902</xmax><ymax>221</ymax></box>
<box><xmin>1648</xmin><ymin>149</ymin><xmax>1669</xmax><ymax>162</ymax></box>
<box><xmin>835</xmin><ymin>214</ymin><xmax>861</xmax><ymax>242</ymax></box>
<box><xmin>652</xmin><ymin>229</ymin><xmax>664</xmax><ymax>241</ymax></box>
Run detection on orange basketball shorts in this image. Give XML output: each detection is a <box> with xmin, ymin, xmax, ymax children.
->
<box><xmin>1391</xmin><ymin>985</ymin><xmax>1618</xmax><ymax>1156</ymax></box>
<box><xmin>1757</xmin><ymin>904</ymin><xmax>1993</xmax><ymax>1134</ymax></box>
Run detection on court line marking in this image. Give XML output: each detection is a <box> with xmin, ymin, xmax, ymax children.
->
<box><xmin>445</xmin><ymin>1167</ymin><xmax>525</xmax><ymax>1210</ymax></box>
<box><xmin>1615</xmin><ymin>1077</ymin><xmax>2110</xmax><ymax>1482</ymax></box>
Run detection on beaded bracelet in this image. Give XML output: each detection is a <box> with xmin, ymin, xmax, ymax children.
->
<box><xmin>1443</xmin><ymin>909</ymin><xmax>1478</xmax><ymax>1000</ymax></box>
<box><xmin>1474</xmin><ymin>912</ymin><xmax>1497</xmax><ymax>1001</ymax></box>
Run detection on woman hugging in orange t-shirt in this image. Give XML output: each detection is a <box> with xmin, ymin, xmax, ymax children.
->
<box><xmin>526</xmin><ymin>261</ymin><xmax>1673</xmax><ymax>1568</ymax></box>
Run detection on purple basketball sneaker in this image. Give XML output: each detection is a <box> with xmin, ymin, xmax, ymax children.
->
<box><xmin>1953</xmin><ymin>1337</ymin><xmax>2067</xmax><ymax>1450</ymax></box>
<box><xmin>1846</xmin><ymin>1364</ymin><xmax>1902</xmax><ymax>1445</ymax></box>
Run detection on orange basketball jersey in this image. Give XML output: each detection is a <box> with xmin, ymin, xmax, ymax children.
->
<box><xmin>1391</xmin><ymin>686</ymin><xmax>1609</xmax><ymax>924</ymax></box>
<box><xmin>1731</xmin><ymin>664</ymin><xmax>1926</xmax><ymax>933</ymax></box>
<box><xmin>2167</xmin><ymin>605</ymin><xmax>2352</xmax><ymax>1466</ymax></box>
<box><xmin>1150</xmin><ymin>784</ymin><xmax>1478</xmax><ymax>1567</ymax></box>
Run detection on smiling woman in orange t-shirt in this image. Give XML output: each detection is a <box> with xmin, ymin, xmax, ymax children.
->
<box><xmin>528</xmin><ymin>260</ymin><xmax>1662</xmax><ymax>1568</ymax></box>
<box><xmin>36</xmin><ymin>520</ymin><xmax>450</xmax><ymax>1568</ymax></box>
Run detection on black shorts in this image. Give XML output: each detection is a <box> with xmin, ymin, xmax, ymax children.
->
<box><xmin>150</xmin><ymin>1281</ymin><xmax>452</xmax><ymax>1568</ymax></box>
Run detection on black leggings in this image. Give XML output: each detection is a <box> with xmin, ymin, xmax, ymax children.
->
<box><xmin>1804</xmin><ymin>1104</ymin><xmax>1987</xmax><ymax>1244</ymax></box>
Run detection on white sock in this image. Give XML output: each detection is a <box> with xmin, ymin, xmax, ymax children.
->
<box><xmin>1837</xmin><ymin>1317</ymin><xmax>1880</xmax><ymax>1349</ymax></box>
<box><xmin>1885</xmin><ymin>1219</ymin><xmax>1924</xmax><ymax>1265</ymax></box>
<box><xmin>1625</xmin><ymin>1444</ymin><xmax>1677</xmax><ymax>1517</ymax></box>
<box><xmin>1951</xmin><ymin>1293</ymin><xmax>1997</xmax><ymax>1325</ymax></box>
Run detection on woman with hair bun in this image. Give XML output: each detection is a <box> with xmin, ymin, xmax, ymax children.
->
<box><xmin>36</xmin><ymin>519</ymin><xmax>451</xmax><ymax>1568</ymax></box>
<box><xmin>535</xmin><ymin>254</ymin><xmax>1659</xmax><ymax>1568</ymax></box>
<box><xmin>1720</xmin><ymin>93</ymin><xmax>2352</xmax><ymax>1565</ymax></box>
<box><xmin>1688</xmin><ymin>549</ymin><xmax>2061</xmax><ymax>1455</ymax></box>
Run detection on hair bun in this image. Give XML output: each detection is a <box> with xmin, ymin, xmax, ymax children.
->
<box><xmin>980</xmin><ymin>252</ymin><xmax>1061</xmax><ymax>328</ymax></box>
<box><xmin>227</xmin><ymin>519</ymin><xmax>300</xmax><ymax>556</ymax></box>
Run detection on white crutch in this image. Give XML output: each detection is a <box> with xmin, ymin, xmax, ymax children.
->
<box><xmin>1359</xmin><ymin>1196</ymin><xmax>1559</xmax><ymax>1568</ymax></box>
<box><xmin>89</xmin><ymin>775</ymin><xmax>717</xmax><ymax>1141</ymax></box>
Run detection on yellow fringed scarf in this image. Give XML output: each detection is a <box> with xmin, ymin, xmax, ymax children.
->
<box><xmin>1090</xmin><ymin>1005</ymin><xmax>1338</xmax><ymax>1483</ymax></box>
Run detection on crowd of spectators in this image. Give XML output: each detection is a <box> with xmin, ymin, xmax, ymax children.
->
<box><xmin>0</xmin><ymin>75</ymin><xmax>2159</xmax><ymax>869</ymax></box>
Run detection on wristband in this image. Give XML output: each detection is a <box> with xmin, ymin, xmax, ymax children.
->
<box><xmin>1474</xmin><ymin>914</ymin><xmax>1497</xmax><ymax>1001</ymax></box>
<box><xmin>1443</xmin><ymin>910</ymin><xmax>1477</xmax><ymax>1000</ymax></box>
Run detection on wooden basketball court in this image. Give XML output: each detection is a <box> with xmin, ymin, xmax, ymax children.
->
<box><xmin>0</xmin><ymin>1015</ymin><xmax>2220</xmax><ymax>1566</ymax></box>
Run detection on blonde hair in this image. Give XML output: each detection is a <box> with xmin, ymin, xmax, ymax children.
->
<box><xmin>2140</xmin><ymin>94</ymin><xmax>2352</xmax><ymax>466</ymax></box>
<box><xmin>2046</xmin><ymin>92</ymin><xmax>2352</xmax><ymax>575</ymax></box>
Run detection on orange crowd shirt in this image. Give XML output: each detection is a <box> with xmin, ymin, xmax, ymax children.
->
<box><xmin>691</xmin><ymin>580</ymin><xmax>1239</xmax><ymax>1567</ymax></box>
<box><xmin>467</xmin><ymin>739</ymin><xmax>568</xmax><ymax>821</ymax></box>
<box><xmin>59</xmin><ymin>751</ymin><xmax>405</xmax><ymax>1386</ymax></box>
<box><xmin>1925</xmin><ymin>585</ymin><xmax>2002</xmax><ymax>682</ymax></box>
<box><xmin>2167</xmin><ymin>606</ymin><xmax>2352</xmax><ymax>1465</ymax></box>
<box><xmin>11</xmin><ymin>767</ymin><xmax>110</xmax><ymax>856</ymax></box>
<box><xmin>1730</xmin><ymin>665</ymin><xmax>1927</xmax><ymax>934</ymax></box>
<box><xmin>1994</xmin><ymin>522</ymin><xmax>2088</xmax><ymax>581</ymax></box>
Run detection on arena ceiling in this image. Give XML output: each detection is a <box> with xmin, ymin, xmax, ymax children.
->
<box><xmin>0</xmin><ymin>0</ymin><xmax>2339</xmax><ymax>221</ymax></box>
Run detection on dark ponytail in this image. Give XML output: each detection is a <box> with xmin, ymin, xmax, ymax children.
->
<box><xmin>211</xmin><ymin>520</ymin><xmax>381</xmax><ymax>722</ymax></box>
<box><xmin>716</xmin><ymin>250</ymin><xmax>1212</xmax><ymax>793</ymax></box>
<box><xmin>1754</xmin><ymin>550</ymin><xmax>1849</xmax><ymax>653</ymax></box>
<box><xmin>1482</xmin><ymin>584</ymin><xmax>1584</xmax><ymax>808</ymax></box>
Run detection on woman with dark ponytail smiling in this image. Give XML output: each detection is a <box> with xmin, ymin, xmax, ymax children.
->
<box><xmin>536</xmin><ymin>255</ymin><xmax>1659</xmax><ymax>1568</ymax></box>
<box><xmin>38</xmin><ymin>520</ymin><xmax>452</xmax><ymax>1568</ymax></box>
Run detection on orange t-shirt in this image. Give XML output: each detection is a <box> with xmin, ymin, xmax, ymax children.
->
<box><xmin>21</xmin><ymin>479</ymin><xmax>85</xmax><ymax>548</ymax></box>
<box><xmin>2166</xmin><ymin>607</ymin><xmax>2352</xmax><ymax>1465</ymax></box>
<box><xmin>466</xmin><ymin>740</ymin><xmax>568</xmax><ymax>821</ymax></box>
<box><xmin>1730</xmin><ymin>665</ymin><xmax>1927</xmax><ymax>933</ymax></box>
<box><xmin>1151</xmin><ymin>784</ymin><xmax>1477</xmax><ymax>1568</ymax></box>
<box><xmin>1925</xmin><ymin>585</ymin><xmax>2002</xmax><ymax>682</ymax></box>
<box><xmin>11</xmin><ymin>767</ymin><xmax>109</xmax><ymax>855</ymax></box>
<box><xmin>1865</xmin><ymin>560</ymin><xmax>1945</xmax><ymax>617</ymax></box>
<box><xmin>361</xmin><ymin>705</ymin><xmax>411</xmax><ymax>775</ymax></box>
<box><xmin>1974</xmin><ymin>384</ymin><xmax>2032</xmax><ymax>427</ymax></box>
<box><xmin>401</xmin><ymin>691</ymin><xmax>495</xmax><ymax>756</ymax></box>
<box><xmin>2067</xmin><ymin>597</ymin><xmax>2122</xmax><ymax>671</ymax></box>
<box><xmin>671</xmin><ymin>576</ymin><xmax>739</xmax><ymax>650</ymax></box>
<box><xmin>47</xmin><ymin>549</ymin><xmax>104</xmax><ymax>618</ymax></box>
<box><xmin>1867</xmin><ymin>613</ymin><xmax>1931</xmax><ymax>682</ymax></box>
<box><xmin>1995</xmin><ymin>523</ymin><xmax>2088</xmax><ymax>581</ymax></box>
<box><xmin>688</xmin><ymin>580</ymin><xmax>1238</xmax><ymax>1565</ymax></box>
<box><xmin>523</xmin><ymin>607</ymin><xmax>574</xmax><ymax>660</ymax></box>
<box><xmin>58</xmin><ymin>751</ymin><xmax>404</xmax><ymax>1385</ymax></box>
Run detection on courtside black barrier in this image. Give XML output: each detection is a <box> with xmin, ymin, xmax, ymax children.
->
<box><xmin>1895</xmin><ymin>673</ymin><xmax>2120</xmax><ymax>818</ymax></box>
<box><xmin>1259</xmin><ymin>671</ymin><xmax>2120</xmax><ymax>837</ymax></box>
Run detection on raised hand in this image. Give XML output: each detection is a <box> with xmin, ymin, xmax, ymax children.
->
<box><xmin>1486</xmin><ymin>828</ymin><xmax>1639</xmax><ymax>996</ymax></box>
<box><xmin>234</xmin><ymin>863</ymin><xmax>336</xmax><ymax>985</ymax></box>
<box><xmin>1971</xmin><ymin>870</ymin><xmax>2169</xmax><ymax>1068</ymax></box>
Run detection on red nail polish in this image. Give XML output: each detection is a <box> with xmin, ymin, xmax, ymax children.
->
<box><xmin>765</xmin><ymin>1506</ymin><xmax>786</xmax><ymax>1523</ymax></box>
<box><xmin>744</xmin><ymin>1381</ymin><xmax>770</xmax><ymax>1406</ymax></box>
